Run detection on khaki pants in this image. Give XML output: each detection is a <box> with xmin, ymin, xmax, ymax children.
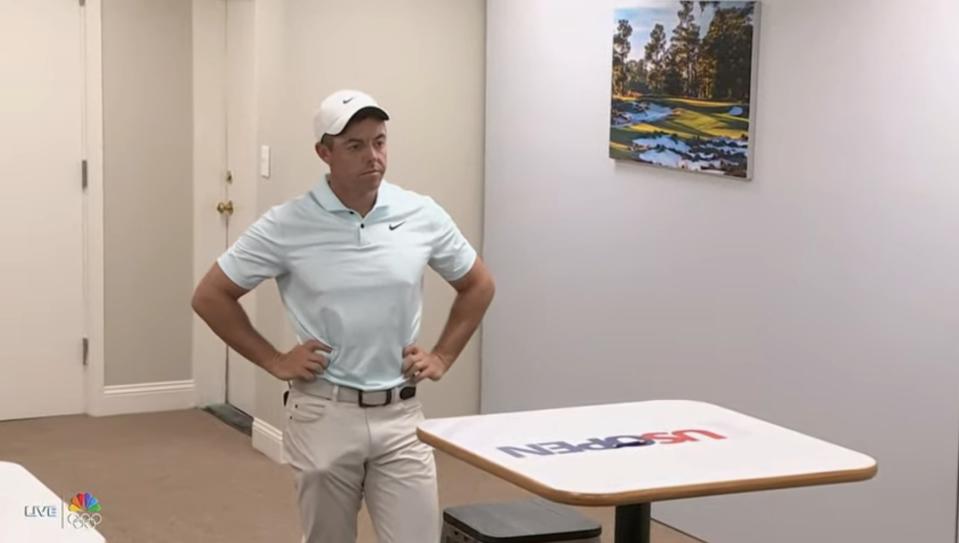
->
<box><xmin>283</xmin><ymin>387</ymin><xmax>440</xmax><ymax>543</ymax></box>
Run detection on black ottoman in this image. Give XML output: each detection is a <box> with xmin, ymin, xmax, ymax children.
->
<box><xmin>442</xmin><ymin>499</ymin><xmax>602</xmax><ymax>542</ymax></box>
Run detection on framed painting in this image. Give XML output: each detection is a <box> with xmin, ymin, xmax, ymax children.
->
<box><xmin>611</xmin><ymin>1</ymin><xmax>760</xmax><ymax>179</ymax></box>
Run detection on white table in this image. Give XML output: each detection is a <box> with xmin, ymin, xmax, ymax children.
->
<box><xmin>0</xmin><ymin>461</ymin><xmax>106</xmax><ymax>542</ymax></box>
<box><xmin>418</xmin><ymin>400</ymin><xmax>877</xmax><ymax>542</ymax></box>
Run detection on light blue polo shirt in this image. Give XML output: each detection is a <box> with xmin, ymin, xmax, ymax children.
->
<box><xmin>217</xmin><ymin>178</ymin><xmax>477</xmax><ymax>392</ymax></box>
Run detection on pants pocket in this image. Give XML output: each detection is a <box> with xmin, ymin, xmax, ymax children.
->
<box><xmin>287</xmin><ymin>391</ymin><xmax>329</xmax><ymax>423</ymax></box>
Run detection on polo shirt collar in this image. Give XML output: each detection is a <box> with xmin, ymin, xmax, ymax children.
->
<box><xmin>312</xmin><ymin>175</ymin><xmax>392</xmax><ymax>214</ymax></box>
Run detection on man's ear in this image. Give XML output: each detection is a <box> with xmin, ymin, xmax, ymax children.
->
<box><xmin>315</xmin><ymin>141</ymin><xmax>332</xmax><ymax>164</ymax></box>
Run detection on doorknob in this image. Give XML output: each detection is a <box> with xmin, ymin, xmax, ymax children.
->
<box><xmin>216</xmin><ymin>200</ymin><xmax>234</xmax><ymax>216</ymax></box>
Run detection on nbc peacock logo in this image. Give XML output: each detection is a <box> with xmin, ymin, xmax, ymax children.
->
<box><xmin>65</xmin><ymin>492</ymin><xmax>103</xmax><ymax>530</ymax></box>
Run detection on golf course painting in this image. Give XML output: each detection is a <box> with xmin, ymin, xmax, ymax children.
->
<box><xmin>610</xmin><ymin>1</ymin><xmax>759</xmax><ymax>178</ymax></box>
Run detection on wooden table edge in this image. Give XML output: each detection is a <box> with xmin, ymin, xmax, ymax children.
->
<box><xmin>418</xmin><ymin>428</ymin><xmax>878</xmax><ymax>507</ymax></box>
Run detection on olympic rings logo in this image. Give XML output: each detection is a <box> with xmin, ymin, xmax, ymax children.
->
<box><xmin>67</xmin><ymin>512</ymin><xmax>103</xmax><ymax>529</ymax></box>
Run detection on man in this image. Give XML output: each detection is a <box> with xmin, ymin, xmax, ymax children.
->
<box><xmin>191</xmin><ymin>89</ymin><xmax>495</xmax><ymax>542</ymax></box>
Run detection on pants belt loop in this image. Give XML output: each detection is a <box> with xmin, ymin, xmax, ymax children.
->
<box><xmin>331</xmin><ymin>383</ymin><xmax>339</xmax><ymax>401</ymax></box>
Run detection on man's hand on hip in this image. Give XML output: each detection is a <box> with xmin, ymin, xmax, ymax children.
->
<box><xmin>402</xmin><ymin>345</ymin><xmax>450</xmax><ymax>383</ymax></box>
<box><xmin>265</xmin><ymin>339</ymin><xmax>331</xmax><ymax>381</ymax></box>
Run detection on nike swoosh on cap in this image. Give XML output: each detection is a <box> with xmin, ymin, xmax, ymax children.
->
<box><xmin>342</xmin><ymin>96</ymin><xmax>355</xmax><ymax>104</ymax></box>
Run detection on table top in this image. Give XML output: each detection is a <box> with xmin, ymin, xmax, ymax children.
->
<box><xmin>0</xmin><ymin>461</ymin><xmax>106</xmax><ymax>542</ymax></box>
<box><xmin>417</xmin><ymin>400</ymin><xmax>877</xmax><ymax>506</ymax></box>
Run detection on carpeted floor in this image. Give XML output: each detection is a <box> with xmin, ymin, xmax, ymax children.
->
<box><xmin>0</xmin><ymin>409</ymin><xmax>702</xmax><ymax>542</ymax></box>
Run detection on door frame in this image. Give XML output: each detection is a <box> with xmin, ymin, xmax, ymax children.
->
<box><xmin>191</xmin><ymin>0</ymin><xmax>229</xmax><ymax>409</ymax></box>
<box><xmin>223</xmin><ymin>0</ymin><xmax>259</xmax><ymax>417</ymax></box>
<box><xmin>83</xmin><ymin>0</ymin><xmax>106</xmax><ymax>416</ymax></box>
<box><xmin>191</xmin><ymin>0</ymin><xmax>260</xmax><ymax>412</ymax></box>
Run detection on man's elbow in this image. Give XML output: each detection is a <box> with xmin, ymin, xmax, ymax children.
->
<box><xmin>191</xmin><ymin>288</ymin><xmax>209</xmax><ymax>316</ymax></box>
<box><xmin>451</xmin><ymin>261</ymin><xmax>495</xmax><ymax>303</ymax></box>
<box><xmin>478</xmin><ymin>274</ymin><xmax>495</xmax><ymax>305</ymax></box>
<box><xmin>191</xmin><ymin>285</ymin><xmax>220</xmax><ymax>318</ymax></box>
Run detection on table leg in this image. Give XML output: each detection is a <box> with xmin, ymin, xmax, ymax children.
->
<box><xmin>614</xmin><ymin>502</ymin><xmax>651</xmax><ymax>543</ymax></box>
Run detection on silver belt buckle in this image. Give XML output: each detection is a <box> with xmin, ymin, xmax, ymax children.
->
<box><xmin>358</xmin><ymin>388</ymin><xmax>392</xmax><ymax>407</ymax></box>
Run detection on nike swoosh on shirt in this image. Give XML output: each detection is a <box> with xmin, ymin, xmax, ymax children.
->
<box><xmin>389</xmin><ymin>222</ymin><xmax>406</xmax><ymax>231</ymax></box>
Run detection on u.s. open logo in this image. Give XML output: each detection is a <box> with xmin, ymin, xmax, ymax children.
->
<box><xmin>497</xmin><ymin>429</ymin><xmax>727</xmax><ymax>459</ymax></box>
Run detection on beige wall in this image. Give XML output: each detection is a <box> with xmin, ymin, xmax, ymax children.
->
<box><xmin>102</xmin><ymin>0</ymin><xmax>194</xmax><ymax>386</ymax></box>
<box><xmin>252</xmin><ymin>0</ymin><xmax>487</xmax><ymax>428</ymax></box>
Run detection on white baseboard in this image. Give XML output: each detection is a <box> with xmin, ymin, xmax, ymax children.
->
<box><xmin>91</xmin><ymin>379</ymin><xmax>196</xmax><ymax>416</ymax></box>
<box><xmin>252</xmin><ymin>417</ymin><xmax>287</xmax><ymax>464</ymax></box>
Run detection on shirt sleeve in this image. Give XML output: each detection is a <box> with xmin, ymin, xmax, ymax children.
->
<box><xmin>427</xmin><ymin>198</ymin><xmax>477</xmax><ymax>282</ymax></box>
<box><xmin>217</xmin><ymin>207</ymin><xmax>287</xmax><ymax>290</ymax></box>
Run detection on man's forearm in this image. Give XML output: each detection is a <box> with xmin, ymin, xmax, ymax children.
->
<box><xmin>192</xmin><ymin>294</ymin><xmax>280</xmax><ymax>370</ymax></box>
<box><xmin>432</xmin><ymin>281</ymin><xmax>494</xmax><ymax>367</ymax></box>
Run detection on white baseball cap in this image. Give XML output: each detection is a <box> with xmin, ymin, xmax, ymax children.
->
<box><xmin>313</xmin><ymin>89</ymin><xmax>389</xmax><ymax>141</ymax></box>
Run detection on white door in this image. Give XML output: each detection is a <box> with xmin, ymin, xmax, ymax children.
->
<box><xmin>0</xmin><ymin>0</ymin><xmax>85</xmax><ymax>420</ymax></box>
<box><xmin>223</xmin><ymin>0</ymin><xmax>257</xmax><ymax>416</ymax></box>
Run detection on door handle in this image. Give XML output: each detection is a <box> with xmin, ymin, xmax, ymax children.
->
<box><xmin>216</xmin><ymin>200</ymin><xmax>234</xmax><ymax>216</ymax></box>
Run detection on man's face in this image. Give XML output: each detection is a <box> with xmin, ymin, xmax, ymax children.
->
<box><xmin>316</xmin><ymin>117</ymin><xmax>388</xmax><ymax>193</ymax></box>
